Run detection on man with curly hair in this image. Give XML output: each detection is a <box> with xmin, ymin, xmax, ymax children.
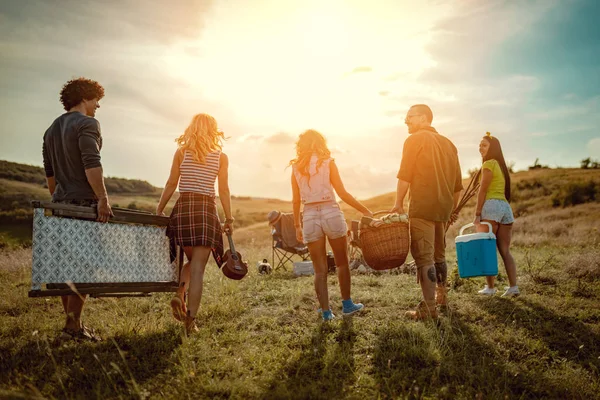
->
<box><xmin>42</xmin><ymin>77</ymin><xmax>113</xmax><ymax>341</ymax></box>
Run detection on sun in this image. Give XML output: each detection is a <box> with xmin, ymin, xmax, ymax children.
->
<box><xmin>161</xmin><ymin>1</ymin><xmax>440</xmax><ymax>136</ymax></box>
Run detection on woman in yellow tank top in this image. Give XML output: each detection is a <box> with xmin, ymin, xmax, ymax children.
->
<box><xmin>474</xmin><ymin>132</ymin><xmax>519</xmax><ymax>297</ymax></box>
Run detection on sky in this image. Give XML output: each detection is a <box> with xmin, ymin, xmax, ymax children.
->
<box><xmin>1</xmin><ymin>0</ymin><xmax>599</xmax><ymax>200</ymax></box>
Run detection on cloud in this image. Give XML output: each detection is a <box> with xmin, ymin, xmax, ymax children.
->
<box><xmin>417</xmin><ymin>1</ymin><xmax>559</xmax><ymax>84</ymax></box>
<box><xmin>237</xmin><ymin>134</ymin><xmax>264</xmax><ymax>143</ymax></box>
<box><xmin>335</xmin><ymin>163</ymin><xmax>397</xmax><ymax>200</ymax></box>
<box><xmin>265</xmin><ymin>132</ymin><xmax>296</xmax><ymax>145</ymax></box>
<box><xmin>384</xmin><ymin>110</ymin><xmax>406</xmax><ymax>118</ymax></box>
<box><xmin>330</xmin><ymin>145</ymin><xmax>348</xmax><ymax>155</ymax></box>
<box><xmin>0</xmin><ymin>0</ymin><xmax>214</xmax><ymax>45</ymax></box>
<box><xmin>588</xmin><ymin>138</ymin><xmax>600</xmax><ymax>157</ymax></box>
<box><xmin>527</xmin><ymin>95</ymin><xmax>599</xmax><ymax>121</ymax></box>
<box><xmin>348</xmin><ymin>66</ymin><xmax>372</xmax><ymax>74</ymax></box>
<box><xmin>383</xmin><ymin>71</ymin><xmax>411</xmax><ymax>82</ymax></box>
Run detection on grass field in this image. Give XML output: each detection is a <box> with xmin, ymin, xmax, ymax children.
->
<box><xmin>0</xmin><ymin>167</ymin><xmax>599</xmax><ymax>399</ymax></box>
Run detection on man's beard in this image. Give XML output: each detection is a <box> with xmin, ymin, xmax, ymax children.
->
<box><xmin>407</xmin><ymin>124</ymin><xmax>418</xmax><ymax>134</ymax></box>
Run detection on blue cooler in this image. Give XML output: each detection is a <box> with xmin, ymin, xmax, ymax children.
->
<box><xmin>455</xmin><ymin>222</ymin><xmax>498</xmax><ymax>278</ymax></box>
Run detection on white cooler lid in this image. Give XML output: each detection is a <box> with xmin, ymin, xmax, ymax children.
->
<box><xmin>455</xmin><ymin>232</ymin><xmax>495</xmax><ymax>243</ymax></box>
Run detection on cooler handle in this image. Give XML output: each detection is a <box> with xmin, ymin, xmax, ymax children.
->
<box><xmin>459</xmin><ymin>222</ymin><xmax>492</xmax><ymax>236</ymax></box>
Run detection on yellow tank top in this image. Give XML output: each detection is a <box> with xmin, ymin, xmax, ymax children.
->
<box><xmin>482</xmin><ymin>159</ymin><xmax>506</xmax><ymax>201</ymax></box>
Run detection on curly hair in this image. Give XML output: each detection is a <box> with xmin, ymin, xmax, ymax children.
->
<box><xmin>289</xmin><ymin>129</ymin><xmax>332</xmax><ymax>177</ymax></box>
<box><xmin>59</xmin><ymin>77</ymin><xmax>105</xmax><ymax>111</ymax></box>
<box><xmin>176</xmin><ymin>113</ymin><xmax>225</xmax><ymax>163</ymax></box>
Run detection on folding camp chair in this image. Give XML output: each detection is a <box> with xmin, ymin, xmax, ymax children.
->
<box><xmin>271</xmin><ymin>213</ymin><xmax>310</xmax><ymax>271</ymax></box>
<box><xmin>29</xmin><ymin>200</ymin><xmax>183</xmax><ymax>297</ymax></box>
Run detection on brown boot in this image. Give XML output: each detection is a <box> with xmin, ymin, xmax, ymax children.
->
<box><xmin>436</xmin><ymin>285</ymin><xmax>447</xmax><ymax>307</ymax></box>
<box><xmin>184</xmin><ymin>312</ymin><xmax>199</xmax><ymax>336</ymax></box>
<box><xmin>405</xmin><ymin>300</ymin><xmax>438</xmax><ymax>320</ymax></box>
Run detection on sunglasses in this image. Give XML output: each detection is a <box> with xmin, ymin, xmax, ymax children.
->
<box><xmin>404</xmin><ymin>114</ymin><xmax>422</xmax><ymax>122</ymax></box>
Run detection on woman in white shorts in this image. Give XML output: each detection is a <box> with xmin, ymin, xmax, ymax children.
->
<box><xmin>474</xmin><ymin>132</ymin><xmax>519</xmax><ymax>297</ymax></box>
<box><xmin>290</xmin><ymin>130</ymin><xmax>373</xmax><ymax>321</ymax></box>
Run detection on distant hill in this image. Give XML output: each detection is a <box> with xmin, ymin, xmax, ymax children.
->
<box><xmin>0</xmin><ymin>160</ymin><xmax>159</xmax><ymax>194</ymax></box>
<box><xmin>1</xmin><ymin>159</ymin><xmax>599</xmax><ymax>247</ymax></box>
<box><xmin>0</xmin><ymin>160</ymin><xmax>292</xmax><ymax>245</ymax></box>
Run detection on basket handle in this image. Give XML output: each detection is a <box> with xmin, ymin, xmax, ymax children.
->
<box><xmin>373</xmin><ymin>210</ymin><xmax>393</xmax><ymax>217</ymax></box>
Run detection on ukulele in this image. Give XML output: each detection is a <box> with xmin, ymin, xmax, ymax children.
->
<box><xmin>221</xmin><ymin>232</ymin><xmax>248</xmax><ymax>280</ymax></box>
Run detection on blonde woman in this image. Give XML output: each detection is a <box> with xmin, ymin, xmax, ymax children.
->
<box><xmin>290</xmin><ymin>130</ymin><xmax>373</xmax><ymax>321</ymax></box>
<box><xmin>156</xmin><ymin>113</ymin><xmax>233</xmax><ymax>335</ymax></box>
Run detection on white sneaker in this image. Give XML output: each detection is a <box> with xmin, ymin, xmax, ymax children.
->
<box><xmin>478</xmin><ymin>286</ymin><xmax>497</xmax><ymax>296</ymax></box>
<box><xmin>501</xmin><ymin>286</ymin><xmax>520</xmax><ymax>297</ymax></box>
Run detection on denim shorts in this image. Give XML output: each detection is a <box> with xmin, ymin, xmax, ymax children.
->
<box><xmin>481</xmin><ymin>199</ymin><xmax>515</xmax><ymax>225</ymax></box>
<box><xmin>302</xmin><ymin>202</ymin><xmax>348</xmax><ymax>243</ymax></box>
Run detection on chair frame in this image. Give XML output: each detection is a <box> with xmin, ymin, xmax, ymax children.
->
<box><xmin>28</xmin><ymin>200</ymin><xmax>183</xmax><ymax>297</ymax></box>
<box><xmin>271</xmin><ymin>213</ymin><xmax>310</xmax><ymax>271</ymax></box>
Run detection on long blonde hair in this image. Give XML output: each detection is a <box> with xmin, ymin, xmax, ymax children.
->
<box><xmin>176</xmin><ymin>113</ymin><xmax>225</xmax><ymax>163</ymax></box>
<box><xmin>289</xmin><ymin>129</ymin><xmax>331</xmax><ymax>176</ymax></box>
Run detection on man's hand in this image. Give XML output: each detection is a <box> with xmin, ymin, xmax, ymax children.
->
<box><xmin>449</xmin><ymin>211</ymin><xmax>459</xmax><ymax>225</ymax></box>
<box><xmin>156</xmin><ymin>206</ymin><xmax>165</xmax><ymax>216</ymax></box>
<box><xmin>295</xmin><ymin>226</ymin><xmax>303</xmax><ymax>243</ymax></box>
<box><xmin>473</xmin><ymin>215</ymin><xmax>481</xmax><ymax>226</ymax></box>
<box><xmin>390</xmin><ymin>204</ymin><xmax>405</xmax><ymax>214</ymax></box>
<box><xmin>363</xmin><ymin>209</ymin><xmax>374</xmax><ymax>218</ymax></box>
<box><xmin>97</xmin><ymin>197</ymin><xmax>113</xmax><ymax>223</ymax></box>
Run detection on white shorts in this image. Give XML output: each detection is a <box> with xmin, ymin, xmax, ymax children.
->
<box><xmin>302</xmin><ymin>202</ymin><xmax>348</xmax><ymax>243</ymax></box>
<box><xmin>481</xmin><ymin>199</ymin><xmax>514</xmax><ymax>225</ymax></box>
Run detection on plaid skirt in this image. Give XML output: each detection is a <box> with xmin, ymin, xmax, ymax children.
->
<box><xmin>166</xmin><ymin>192</ymin><xmax>224</xmax><ymax>266</ymax></box>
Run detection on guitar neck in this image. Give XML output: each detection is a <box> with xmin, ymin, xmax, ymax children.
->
<box><xmin>227</xmin><ymin>233</ymin><xmax>236</xmax><ymax>254</ymax></box>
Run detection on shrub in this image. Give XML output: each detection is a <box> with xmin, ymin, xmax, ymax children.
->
<box><xmin>0</xmin><ymin>160</ymin><xmax>46</xmax><ymax>185</ymax></box>
<box><xmin>553</xmin><ymin>181</ymin><xmax>597</xmax><ymax>207</ymax></box>
<box><xmin>566</xmin><ymin>251</ymin><xmax>600</xmax><ymax>296</ymax></box>
<box><xmin>528</xmin><ymin>158</ymin><xmax>548</xmax><ymax>170</ymax></box>
<box><xmin>581</xmin><ymin>157</ymin><xmax>600</xmax><ymax>169</ymax></box>
<box><xmin>105</xmin><ymin>177</ymin><xmax>157</xmax><ymax>194</ymax></box>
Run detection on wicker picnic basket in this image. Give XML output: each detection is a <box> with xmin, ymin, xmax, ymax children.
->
<box><xmin>359</xmin><ymin>211</ymin><xmax>410</xmax><ymax>270</ymax></box>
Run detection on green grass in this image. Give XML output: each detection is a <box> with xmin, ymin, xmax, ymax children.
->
<box><xmin>1</xmin><ymin>234</ymin><xmax>599</xmax><ymax>399</ymax></box>
<box><xmin>1</xmin><ymin>165</ymin><xmax>600</xmax><ymax>398</ymax></box>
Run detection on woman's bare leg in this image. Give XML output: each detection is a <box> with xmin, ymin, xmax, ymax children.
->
<box><xmin>477</xmin><ymin>220</ymin><xmax>499</xmax><ymax>288</ymax></box>
<box><xmin>496</xmin><ymin>224</ymin><xmax>517</xmax><ymax>287</ymax></box>
<box><xmin>328</xmin><ymin>235</ymin><xmax>351</xmax><ymax>300</ymax></box>
<box><xmin>307</xmin><ymin>237</ymin><xmax>329</xmax><ymax>311</ymax></box>
<box><xmin>186</xmin><ymin>246</ymin><xmax>212</xmax><ymax>318</ymax></box>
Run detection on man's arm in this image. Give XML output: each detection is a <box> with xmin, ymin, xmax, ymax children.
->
<box><xmin>392</xmin><ymin>137</ymin><xmax>418</xmax><ymax>213</ymax></box>
<box><xmin>46</xmin><ymin>177</ymin><xmax>56</xmax><ymax>196</ymax></box>
<box><xmin>42</xmin><ymin>140</ymin><xmax>55</xmax><ymax>196</ymax></box>
<box><xmin>79</xmin><ymin>119</ymin><xmax>112</xmax><ymax>222</ymax></box>
<box><xmin>85</xmin><ymin>167</ymin><xmax>113</xmax><ymax>222</ymax></box>
<box><xmin>392</xmin><ymin>179</ymin><xmax>410</xmax><ymax>214</ymax></box>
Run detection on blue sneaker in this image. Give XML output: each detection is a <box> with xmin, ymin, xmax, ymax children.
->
<box><xmin>322</xmin><ymin>309</ymin><xmax>335</xmax><ymax>321</ymax></box>
<box><xmin>342</xmin><ymin>302</ymin><xmax>364</xmax><ymax>316</ymax></box>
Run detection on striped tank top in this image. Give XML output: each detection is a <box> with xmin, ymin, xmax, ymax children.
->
<box><xmin>178</xmin><ymin>150</ymin><xmax>221</xmax><ymax>196</ymax></box>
